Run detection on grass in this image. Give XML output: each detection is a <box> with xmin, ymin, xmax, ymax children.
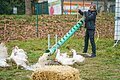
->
<box><xmin>0</xmin><ymin>37</ymin><xmax>120</xmax><ymax>80</ymax></box>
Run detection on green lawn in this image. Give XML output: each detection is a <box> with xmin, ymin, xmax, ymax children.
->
<box><xmin>0</xmin><ymin>37</ymin><xmax>120</xmax><ymax>80</ymax></box>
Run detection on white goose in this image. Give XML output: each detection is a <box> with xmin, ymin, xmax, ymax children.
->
<box><xmin>0</xmin><ymin>42</ymin><xmax>10</xmax><ymax>67</ymax></box>
<box><xmin>55</xmin><ymin>49</ymin><xmax>76</xmax><ymax>65</ymax></box>
<box><xmin>71</xmin><ymin>49</ymin><xmax>85</xmax><ymax>62</ymax></box>
<box><xmin>8</xmin><ymin>46</ymin><xmax>29</xmax><ymax>69</ymax></box>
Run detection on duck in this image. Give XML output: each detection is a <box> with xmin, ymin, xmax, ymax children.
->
<box><xmin>8</xmin><ymin>46</ymin><xmax>29</xmax><ymax>69</ymax></box>
<box><xmin>61</xmin><ymin>52</ymin><xmax>69</xmax><ymax>58</ymax></box>
<box><xmin>71</xmin><ymin>49</ymin><xmax>85</xmax><ymax>62</ymax></box>
<box><xmin>26</xmin><ymin>53</ymin><xmax>51</xmax><ymax>71</ymax></box>
<box><xmin>0</xmin><ymin>58</ymin><xmax>10</xmax><ymax>67</ymax></box>
<box><xmin>37</xmin><ymin>53</ymin><xmax>50</xmax><ymax>66</ymax></box>
<box><xmin>0</xmin><ymin>42</ymin><xmax>10</xmax><ymax>67</ymax></box>
<box><xmin>55</xmin><ymin>49</ymin><xmax>64</xmax><ymax>62</ymax></box>
<box><xmin>55</xmin><ymin>49</ymin><xmax>76</xmax><ymax>65</ymax></box>
<box><xmin>60</xmin><ymin>57</ymin><xmax>76</xmax><ymax>65</ymax></box>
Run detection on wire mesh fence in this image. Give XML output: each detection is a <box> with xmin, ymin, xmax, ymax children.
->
<box><xmin>62</xmin><ymin>0</ymin><xmax>115</xmax><ymax>14</ymax></box>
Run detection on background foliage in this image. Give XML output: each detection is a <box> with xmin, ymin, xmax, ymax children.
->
<box><xmin>0</xmin><ymin>0</ymin><xmax>25</xmax><ymax>14</ymax></box>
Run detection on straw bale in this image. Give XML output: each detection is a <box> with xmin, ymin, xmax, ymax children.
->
<box><xmin>31</xmin><ymin>65</ymin><xmax>80</xmax><ymax>80</ymax></box>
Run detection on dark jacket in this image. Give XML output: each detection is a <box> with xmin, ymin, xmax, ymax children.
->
<box><xmin>78</xmin><ymin>9</ymin><xmax>97</xmax><ymax>30</ymax></box>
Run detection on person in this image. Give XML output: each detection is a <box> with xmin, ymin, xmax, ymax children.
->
<box><xmin>78</xmin><ymin>4</ymin><xmax>97</xmax><ymax>58</ymax></box>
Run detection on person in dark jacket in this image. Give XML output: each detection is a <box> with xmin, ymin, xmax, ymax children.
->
<box><xmin>78</xmin><ymin>4</ymin><xmax>97</xmax><ymax>57</ymax></box>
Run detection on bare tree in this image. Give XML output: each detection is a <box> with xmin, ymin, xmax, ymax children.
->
<box><xmin>61</xmin><ymin>0</ymin><xmax>64</xmax><ymax>15</ymax></box>
<box><xmin>25</xmin><ymin>0</ymin><xmax>32</xmax><ymax>15</ymax></box>
<box><xmin>103</xmin><ymin>0</ymin><xmax>108</xmax><ymax>12</ymax></box>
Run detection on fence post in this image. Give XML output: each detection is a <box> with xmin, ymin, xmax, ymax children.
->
<box><xmin>36</xmin><ymin>3</ymin><xmax>39</xmax><ymax>37</ymax></box>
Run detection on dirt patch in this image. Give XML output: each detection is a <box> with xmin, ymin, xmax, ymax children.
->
<box><xmin>0</xmin><ymin>13</ymin><xmax>114</xmax><ymax>41</ymax></box>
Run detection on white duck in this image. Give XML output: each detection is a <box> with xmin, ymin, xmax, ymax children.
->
<box><xmin>8</xmin><ymin>46</ymin><xmax>29</xmax><ymax>69</ymax></box>
<box><xmin>0</xmin><ymin>42</ymin><xmax>10</xmax><ymax>67</ymax></box>
<box><xmin>55</xmin><ymin>49</ymin><xmax>63</xmax><ymax>62</ymax></box>
<box><xmin>71</xmin><ymin>49</ymin><xmax>85</xmax><ymax>62</ymax></box>
<box><xmin>55</xmin><ymin>49</ymin><xmax>76</xmax><ymax>65</ymax></box>
<box><xmin>37</xmin><ymin>53</ymin><xmax>50</xmax><ymax>66</ymax></box>
<box><xmin>26</xmin><ymin>53</ymin><xmax>50</xmax><ymax>71</ymax></box>
<box><xmin>61</xmin><ymin>52</ymin><xmax>69</xmax><ymax>58</ymax></box>
<box><xmin>0</xmin><ymin>59</ymin><xmax>10</xmax><ymax>67</ymax></box>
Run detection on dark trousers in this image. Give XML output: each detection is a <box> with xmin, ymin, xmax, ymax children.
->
<box><xmin>83</xmin><ymin>29</ymin><xmax>96</xmax><ymax>54</ymax></box>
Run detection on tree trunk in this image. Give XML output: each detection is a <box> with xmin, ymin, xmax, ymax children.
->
<box><xmin>61</xmin><ymin>0</ymin><xmax>64</xmax><ymax>15</ymax></box>
<box><xmin>25</xmin><ymin>0</ymin><xmax>32</xmax><ymax>15</ymax></box>
<box><xmin>104</xmin><ymin>0</ymin><xmax>108</xmax><ymax>12</ymax></box>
